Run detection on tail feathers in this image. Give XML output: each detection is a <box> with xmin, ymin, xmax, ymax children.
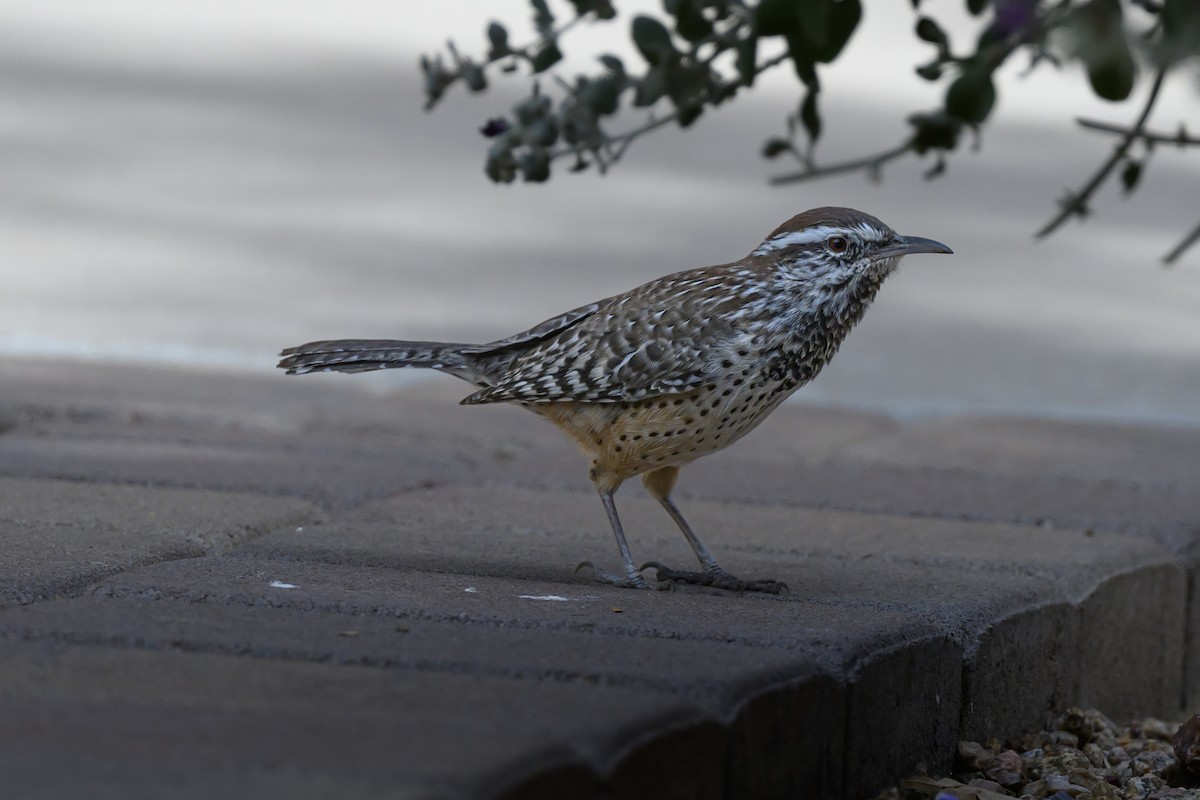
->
<box><xmin>277</xmin><ymin>339</ymin><xmax>472</xmax><ymax>376</ymax></box>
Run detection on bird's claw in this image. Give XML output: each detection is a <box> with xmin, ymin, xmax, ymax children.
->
<box><xmin>575</xmin><ymin>560</ymin><xmax>665</xmax><ymax>590</ymax></box>
<box><xmin>640</xmin><ymin>561</ymin><xmax>789</xmax><ymax>595</ymax></box>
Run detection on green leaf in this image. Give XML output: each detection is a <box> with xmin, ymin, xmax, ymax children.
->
<box><xmin>761</xmin><ymin>137</ymin><xmax>793</xmax><ymax>158</ymax></box>
<box><xmin>664</xmin><ymin>62</ymin><xmax>710</xmax><ymax>110</ymax></box>
<box><xmin>581</xmin><ymin>75</ymin><xmax>621</xmax><ymax>116</ymax></box>
<box><xmin>526</xmin><ymin>117</ymin><xmax>559</xmax><ymax>146</ymax></box>
<box><xmin>812</xmin><ymin>0</ymin><xmax>861</xmax><ymax>63</ymax></box>
<box><xmin>800</xmin><ymin>90</ymin><xmax>821</xmax><ymax>143</ymax></box>
<box><xmin>1161</xmin><ymin>0</ymin><xmax>1200</xmax><ymax>65</ymax></box>
<box><xmin>1087</xmin><ymin>43</ymin><xmax>1135</xmax><ymax>101</ymax></box>
<box><xmin>519</xmin><ymin>148</ymin><xmax>551</xmax><ymax>182</ymax></box>
<box><xmin>798</xmin><ymin>0</ymin><xmax>833</xmax><ymax>49</ymax></box>
<box><xmin>908</xmin><ymin>111</ymin><xmax>962</xmax><ymax>154</ymax></box>
<box><xmin>785</xmin><ymin>34</ymin><xmax>819</xmax><ymax>90</ymax></box>
<box><xmin>530</xmin><ymin>0</ymin><xmax>555</xmax><ymax>38</ymax></box>
<box><xmin>568</xmin><ymin>0</ymin><xmax>616</xmax><ymax>19</ymax></box>
<box><xmin>676</xmin><ymin>104</ymin><xmax>703</xmax><ymax>127</ymax></box>
<box><xmin>975</xmin><ymin>22</ymin><xmax>1007</xmax><ymax>54</ymax></box>
<box><xmin>755</xmin><ymin>0</ymin><xmax>798</xmax><ymax>37</ymax></box>
<box><xmin>598</xmin><ymin>54</ymin><xmax>625</xmax><ymax>76</ymax></box>
<box><xmin>945</xmin><ymin>68</ymin><xmax>996</xmax><ymax>123</ymax></box>
<box><xmin>463</xmin><ymin>62</ymin><xmax>487</xmax><ymax>92</ymax></box>
<box><xmin>737</xmin><ymin>34</ymin><xmax>759</xmax><ymax>86</ymax></box>
<box><xmin>633</xmin><ymin>67</ymin><xmax>667</xmax><ymax>106</ymax></box>
<box><xmin>487</xmin><ymin>22</ymin><xmax>510</xmax><ymax>59</ymax></box>
<box><xmin>485</xmin><ymin>142</ymin><xmax>519</xmax><ymax>183</ymax></box>
<box><xmin>1120</xmin><ymin>159</ymin><xmax>1142</xmax><ymax>194</ymax></box>
<box><xmin>676</xmin><ymin>104</ymin><xmax>700</xmax><ymax>127</ymax></box>
<box><xmin>916</xmin><ymin>62</ymin><xmax>942</xmax><ymax>81</ymax></box>
<box><xmin>672</xmin><ymin>0</ymin><xmax>714</xmax><ymax>42</ymax></box>
<box><xmin>632</xmin><ymin>15</ymin><xmax>677</xmax><ymax>66</ymax></box>
<box><xmin>1072</xmin><ymin>0</ymin><xmax>1135</xmax><ymax>101</ymax></box>
<box><xmin>915</xmin><ymin>17</ymin><xmax>947</xmax><ymax>47</ymax></box>
<box><xmin>965</xmin><ymin>0</ymin><xmax>989</xmax><ymax>15</ymax></box>
<box><xmin>531</xmin><ymin>42</ymin><xmax>563</xmax><ymax>73</ymax></box>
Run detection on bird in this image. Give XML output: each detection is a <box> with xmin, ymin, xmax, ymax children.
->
<box><xmin>278</xmin><ymin>207</ymin><xmax>952</xmax><ymax>593</ymax></box>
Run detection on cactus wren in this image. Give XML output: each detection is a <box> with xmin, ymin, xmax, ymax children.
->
<box><xmin>278</xmin><ymin>207</ymin><xmax>952</xmax><ymax>593</ymax></box>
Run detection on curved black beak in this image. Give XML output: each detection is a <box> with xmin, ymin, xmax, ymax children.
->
<box><xmin>874</xmin><ymin>234</ymin><xmax>954</xmax><ymax>259</ymax></box>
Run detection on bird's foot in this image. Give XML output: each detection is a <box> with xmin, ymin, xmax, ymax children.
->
<box><xmin>575</xmin><ymin>561</ymin><xmax>667</xmax><ymax>591</ymax></box>
<box><xmin>640</xmin><ymin>561</ymin><xmax>789</xmax><ymax>595</ymax></box>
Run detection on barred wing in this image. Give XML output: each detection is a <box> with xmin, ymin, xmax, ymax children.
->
<box><xmin>462</xmin><ymin>267</ymin><xmax>753</xmax><ymax>405</ymax></box>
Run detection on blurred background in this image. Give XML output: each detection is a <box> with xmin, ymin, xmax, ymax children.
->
<box><xmin>2</xmin><ymin>0</ymin><xmax>1197</xmax><ymax>425</ymax></box>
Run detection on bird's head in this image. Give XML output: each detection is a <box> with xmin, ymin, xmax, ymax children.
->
<box><xmin>750</xmin><ymin>207</ymin><xmax>952</xmax><ymax>290</ymax></box>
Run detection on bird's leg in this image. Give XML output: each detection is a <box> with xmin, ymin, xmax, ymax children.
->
<box><xmin>639</xmin><ymin>467</ymin><xmax>788</xmax><ymax>595</ymax></box>
<box><xmin>575</xmin><ymin>488</ymin><xmax>660</xmax><ymax>590</ymax></box>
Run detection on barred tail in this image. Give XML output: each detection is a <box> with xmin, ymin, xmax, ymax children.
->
<box><xmin>277</xmin><ymin>339</ymin><xmax>474</xmax><ymax>376</ymax></box>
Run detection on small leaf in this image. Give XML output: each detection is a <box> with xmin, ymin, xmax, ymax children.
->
<box><xmin>676</xmin><ymin>104</ymin><xmax>703</xmax><ymax>127</ymax></box>
<box><xmin>632</xmin><ymin>15</ymin><xmax>677</xmax><ymax>66</ymax></box>
<box><xmin>1071</xmin><ymin>0</ymin><xmax>1135</xmax><ymax>101</ymax></box>
<box><xmin>633</xmin><ymin>68</ymin><xmax>667</xmax><ymax>106</ymax></box>
<box><xmin>800</xmin><ymin>90</ymin><xmax>821</xmax><ymax>143</ymax></box>
<box><xmin>487</xmin><ymin>22</ymin><xmax>510</xmax><ymax>58</ymax></box>
<box><xmin>479</xmin><ymin>118</ymin><xmax>510</xmax><ymax>138</ymax></box>
<box><xmin>568</xmin><ymin>0</ymin><xmax>616</xmax><ymax>19</ymax></box>
<box><xmin>1120</xmin><ymin>159</ymin><xmax>1142</xmax><ymax>194</ymax></box>
<box><xmin>761</xmin><ymin>137</ymin><xmax>793</xmax><ymax>158</ymax></box>
<box><xmin>531</xmin><ymin>43</ymin><xmax>563</xmax><ymax>73</ymax></box>
<box><xmin>812</xmin><ymin>0</ymin><xmax>862</xmax><ymax>63</ymax></box>
<box><xmin>786</xmin><ymin>34</ymin><xmax>819</xmax><ymax>90</ymax></box>
<box><xmin>755</xmin><ymin>0</ymin><xmax>799</xmax><ymax>37</ymax></box>
<box><xmin>485</xmin><ymin>144</ymin><xmax>519</xmax><ymax>183</ymax></box>
<box><xmin>915</xmin><ymin>16</ymin><xmax>948</xmax><ymax>47</ymax></box>
<box><xmin>908</xmin><ymin>111</ymin><xmax>962</xmax><ymax>154</ymax></box>
<box><xmin>526</xmin><ymin>118</ymin><xmax>559</xmax><ymax>147</ymax></box>
<box><xmin>519</xmin><ymin>148</ymin><xmax>551</xmax><ymax>182</ymax></box>
<box><xmin>462</xmin><ymin>62</ymin><xmax>487</xmax><ymax>92</ymax></box>
<box><xmin>966</xmin><ymin>0</ymin><xmax>989</xmax><ymax>15</ymax></box>
<box><xmin>664</xmin><ymin>61</ymin><xmax>709</xmax><ymax>111</ymax></box>
<box><xmin>797</xmin><ymin>0</ymin><xmax>833</xmax><ymax>49</ymax></box>
<box><xmin>530</xmin><ymin>0</ymin><xmax>555</xmax><ymax>38</ymax></box>
<box><xmin>945</xmin><ymin>68</ymin><xmax>996</xmax><ymax>123</ymax></box>
<box><xmin>598</xmin><ymin>54</ymin><xmax>625</xmax><ymax>76</ymax></box>
<box><xmin>1086</xmin><ymin>40</ymin><xmax>1136</xmax><ymax>101</ymax></box>
<box><xmin>916</xmin><ymin>63</ymin><xmax>942</xmax><ymax>81</ymax></box>
<box><xmin>1160</xmin><ymin>0</ymin><xmax>1200</xmax><ymax>65</ymax></box>
<box><xmin>673</xmin><ymin>0</ymin><xmax>714</xmax><ymax>42</ymax></box>
<box><xmin>580</xmin><ymin>75</ymin><xmax>621</xmax><ymax>116</ymax></box>
<box><xmin>736</xmin><ymin>35</ymin><xmax>759</xmax><ymax>86</ymax></box>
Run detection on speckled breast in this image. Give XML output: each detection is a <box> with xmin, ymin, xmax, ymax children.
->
<box><xmin>535</xmin><ymin>363</ymin><xmax>804</xmax><ymax>483</ymax></box>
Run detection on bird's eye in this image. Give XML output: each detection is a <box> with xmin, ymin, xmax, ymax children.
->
<box><xmin>826</xmin><ymin>236</ymin><xmax>849</xmax><ymax>253</ymax></box>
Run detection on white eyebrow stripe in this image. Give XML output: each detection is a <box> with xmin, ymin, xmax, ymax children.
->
<box><xmin>753</xmin><ymin>225</ymin><xmax>843</xmax><ymax>255</ymax></box>
<box><xmin>752</xmin><ymin>222</ymin><xmax>892</xmax><ymax>256</ymax></box>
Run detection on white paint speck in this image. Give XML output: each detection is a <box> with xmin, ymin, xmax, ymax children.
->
<box><xmin>269</xmin><ymin>581</ymin><xmax>298</xmax><ymax>589</ymax></box>
<box><xmin>518</xmin><ymin>594</ymin><xmax>570</xmax><ymax>602</ymax></box>
<box><xmin>295</xmin><ymin>527</ymin><xmax>304</xmax><ymax>532</ymax></box>
<box><xmin>464</xmin><ymin>587</ymin><xmax>478</xmax><ymax>593</ymax></box>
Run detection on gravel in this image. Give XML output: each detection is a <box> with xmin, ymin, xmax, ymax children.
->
<box><xmin>873</xmin><ymin>708</ymin><xmax>1200</xmax><ymax>800</ymax></box>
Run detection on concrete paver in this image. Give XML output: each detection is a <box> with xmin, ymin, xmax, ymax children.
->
<box><xmin>237</xmin><ymin>484</ymin><xmax>1187</xmax><ymax>720</ymax></box>
<box><xmin>0</xmin><ymin>477</ymin><xmax>313</xmax><ymax>606</ymax></box>
<box><xmin>839</xmin><ymin>415</ymin><xmax>1200</xmax><ymax>491</ymax></box>
<box><xmin>0</xmin><ymin>358</ymin><xmax>1194</xmax><ymax>798</ymax></box>
<box><xmin>0</xmin><ymin>641</ymin><xmax>702</xmax><ymax>800</ymax></box>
